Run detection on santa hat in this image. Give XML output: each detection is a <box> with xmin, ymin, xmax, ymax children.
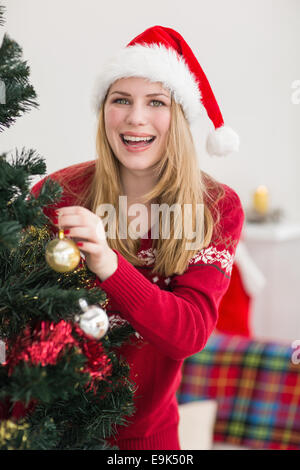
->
<box><xmin>93</xmin><ymin>25</ymin><xmax>239</xmax><ymax>157</ymax></box>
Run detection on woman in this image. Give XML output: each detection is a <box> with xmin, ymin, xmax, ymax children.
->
<box><xmin>31</xmin><ymin>26</ymin><xmax>244</xmax><ymax>450</ymax></box>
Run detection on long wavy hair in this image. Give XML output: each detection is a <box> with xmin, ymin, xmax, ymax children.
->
<box><xmin>62</xmin><ymin>95</ymin><xmax>225</xmax><ymax>277</ymax></box>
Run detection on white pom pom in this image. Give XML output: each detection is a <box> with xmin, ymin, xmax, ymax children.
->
<box><xmin>206</xmin><ymin>125</ymin><xmax>240</xmax><ymax>157</ymax></box>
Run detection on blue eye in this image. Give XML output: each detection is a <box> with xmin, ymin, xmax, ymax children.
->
<box><xmin>114</xmin><ymin>98</ymin><xmax>128</xmax><ymax>104</ymax></box>
<box><xmin>112</xmin><ymin>98</ymin><xmax>165</xmax><ymax>107</ymax></box>
<box><xmin>150</xmin><ymin>100</ymin><xmax>164</xmax><ymax>107</ymax></box>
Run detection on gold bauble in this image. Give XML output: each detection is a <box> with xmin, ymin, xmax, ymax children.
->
<box><xmin>0</xmin><ymin>420</ymin><xmax>29</xmax><ymax>449</ymax></box>
<box><xmin>45</xmin><ymin>229</ymin><xmax>81</xmax><ymax>272</ymax></box>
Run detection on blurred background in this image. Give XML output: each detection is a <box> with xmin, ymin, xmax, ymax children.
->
<box><xmin>1</xmin><ymin>0</ymin><xmax>300</xmax><ymax>451</ymax></box>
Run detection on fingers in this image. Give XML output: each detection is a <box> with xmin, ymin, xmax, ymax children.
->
<box><xmin>54</xmin><ymin>215</ymin><xmax>81</xmax><ymax>228</ymax></box>
<box><xmin>62</xmin><ymin>226</ymin><xmax>105</xmax><ymax>244</ymax></box>
<box><xmin>54</xmin><ymin>207</ymin><xmax>99</xmax><ymax>227</ymax></box>
<box><xmin>56</xmin><ymin>206</ymin><xmax>94</xmax><ymax>221</ymax></box>
<box><xmin>75</xmin><ymin>241</ymin><xmax>104</xmax><ymax>255</ymax></box>
<box><xmin>53</xmin><ymin>206</ymin><xmax>106</xmax><ymax>244</ymax></box>
<box><xmin>56</xmin><ymin>206</ymin><xmax>90</xmax><ymax>215</ymax></box>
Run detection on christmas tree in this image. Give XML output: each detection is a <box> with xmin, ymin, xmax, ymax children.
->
<box><xmin>0</xmin><ymin>4</ymin><xmax>136</xmax><ymax>450</ymax></box>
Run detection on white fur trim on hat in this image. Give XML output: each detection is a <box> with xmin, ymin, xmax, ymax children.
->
<box><xmin>92</xmin><ymin>43</ymin><xmax>205</xmax><ymax>124</ymax></box>
<box><xmin>206</xmin><ymin>125</ymin><xmax>240</xmax><ymax>157</ymax></box>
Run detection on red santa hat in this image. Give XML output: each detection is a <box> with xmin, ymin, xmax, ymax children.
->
<box><xmin>93</xmin><ymin>25</ymin><xmax>239</xmax><ymax>157</ymax></box>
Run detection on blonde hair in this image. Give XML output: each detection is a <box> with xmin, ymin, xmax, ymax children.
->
<box><xmin>63</xmin><ymin>96</ymin><xmax>225</xmax><ymax>277</ymax></box>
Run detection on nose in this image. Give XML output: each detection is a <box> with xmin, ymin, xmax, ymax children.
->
<box><xmin>125</xmin><ymin>102</ymin><xmax>147</xmax><ymax>126</ymax></box>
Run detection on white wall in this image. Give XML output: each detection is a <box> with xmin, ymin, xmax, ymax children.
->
<box><xmin>1</xmin><ymin>0</ymin><xmax>299</xmax><ymax>222</ymax></box>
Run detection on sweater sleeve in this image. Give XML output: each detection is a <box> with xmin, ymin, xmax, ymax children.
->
<box><xmin>95</xmin><ymin>187</ymin><xmax>245</xmax><ymax>361</ymax></box>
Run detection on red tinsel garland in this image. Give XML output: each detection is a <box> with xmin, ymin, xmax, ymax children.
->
<box><xmin>6</xmin><ymin>321</ymin><xmax>75</xmax><ymax>371</ymax></box>
<box><xmin>73</xmin><ymin>324</ymin><xmax>113</xmax><ymax>391</ymax></box>
<box><xmin>5</xmin><ymin>320</ymin><xmax>112</xmax><ymax>392</ymax></box>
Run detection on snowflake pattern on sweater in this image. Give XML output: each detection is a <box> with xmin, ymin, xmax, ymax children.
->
<box><xmin>137</xmin><ymin>247</ymin><xmax>157</xmax><ymax>265</ymax></box>
<box><xmin>188</xmin><ymin>246</ymin><xmax>234</xmax><ymax>274</ymax></box>
<box><xmin>137</xmin><ymin>245</ymin><xmax>235</xmax><ymax>275</ymax></box>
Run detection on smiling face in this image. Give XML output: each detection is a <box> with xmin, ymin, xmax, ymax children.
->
<box><xmin>104</xmin><ymin>77</ymin><xmax>172</xmax><ymax>174</ymax></box>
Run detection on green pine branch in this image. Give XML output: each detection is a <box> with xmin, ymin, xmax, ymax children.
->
<box><xmin>0</xmin><ymin>149</ymin><xmax>62</xmax><ymax>251</ymax></box>
<box><xmin>0</xmin><ymin>34</ymin><xmax>38</xmax><ymax>131</ymax></box>
<box><xmin>0</xmin><ymin>336</ymin><xmax>136</xmax><ymax>449</ymax></box>
<box><xmin>0</xmin><ymin>4</ymin><xmax>137</xmax><ymax>449</ymax></box>
<box><xmin>0</xmin><ymin>151</ymin><xmax>137</xmax><ymax>450</ymax></box>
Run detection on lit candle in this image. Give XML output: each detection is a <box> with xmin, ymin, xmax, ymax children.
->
<box><xmin>253</xmin><ymin>185</ymin><xmax>269</xmax><ymax>215</ymax></box>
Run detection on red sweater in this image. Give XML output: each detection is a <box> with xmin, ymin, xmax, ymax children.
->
<box><xmin>31</xmin><ymin>160</ymin><xmax>245</xmax><ymax>450</ymax></box>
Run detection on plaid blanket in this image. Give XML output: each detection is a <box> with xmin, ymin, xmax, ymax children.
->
<box><xmin>177</xmin><ymin>332</ymin><xmax>300</xmax><ymax>450</ymax></box>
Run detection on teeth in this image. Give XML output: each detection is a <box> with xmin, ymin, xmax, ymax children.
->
<box><xmin>123</xmin><ymin>135</ymin><xmax>154</xmax><ymax>142</ymax></box>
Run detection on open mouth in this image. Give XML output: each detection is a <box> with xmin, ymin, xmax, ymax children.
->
<box><xmin>120</xmin><ymin>134</ymin><xmax>156</xmax><ymax>148</ymax></box>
